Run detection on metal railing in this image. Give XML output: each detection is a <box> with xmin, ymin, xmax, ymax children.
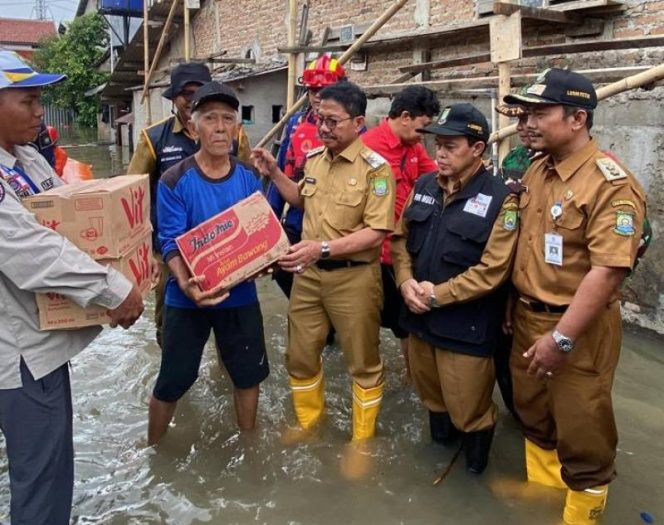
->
<box><xmin>43</xmin><ymin>105</ymin><xmax>76</xmax><ymax>129</ymax></box>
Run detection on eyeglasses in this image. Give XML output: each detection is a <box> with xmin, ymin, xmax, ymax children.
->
<box><xmin>316</xmin><ymin>115</ymin><xmax>352</xmax><ymax>130</ymax></box>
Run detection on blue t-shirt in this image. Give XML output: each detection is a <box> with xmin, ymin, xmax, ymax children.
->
<box><xmin>157</xmin><ymin>156</ymin><xmax>263</xmax><ymax>309</ymax></box>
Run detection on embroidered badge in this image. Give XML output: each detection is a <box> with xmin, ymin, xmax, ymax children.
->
<box><xmin>437</xmin><ymin>107</ymin><xmax>451</xmax><ymax>125</ymax></box>
<box><xmin>611</xmin><ymin>199</ymin><xmax>636</xmax><ymax>209</ymax></box>
<box><xmin>614</xmin><ymin>210</ymin><xmax>635</xmax><ymax>236</ymax></box>
<box><xmin>503</xmin><ymin>209</ymin><xmax>518</xmax><ymax>231</ymax></box>
<box><xmin>372</xmin><ymin>176</ymin><xmax>389</xmax><ymax>196</ymax></box>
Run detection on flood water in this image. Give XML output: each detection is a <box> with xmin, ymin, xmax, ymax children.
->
<box><xmin>0</xmin><ymin>131</ymin><xmax>662</xmax><ymax>524</ymax></box>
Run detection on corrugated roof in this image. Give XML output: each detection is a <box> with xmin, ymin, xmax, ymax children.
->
<box><xmin>0</xmin><ymin>17</ymin><xmax>56</xmax><ymax>46</ymax></box>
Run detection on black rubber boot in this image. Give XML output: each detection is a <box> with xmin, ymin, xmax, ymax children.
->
<box><xmin>429</xmin><ymin>411</ymin><xmax>460</xmax><ymax>446</ymax></box>
<box><xmin>464</xmin><ymin>427</ymin><xmax>495</xmax><ymax>474</ymax></box>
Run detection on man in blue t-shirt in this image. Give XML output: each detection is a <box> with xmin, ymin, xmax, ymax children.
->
<box><xmin>149</xmin><ymin>81</ymin><xmax>269</xmax><ymax>445</ymax></box>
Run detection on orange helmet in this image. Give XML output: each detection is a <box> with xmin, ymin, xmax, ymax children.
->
<box><xmin>300</xmin><ymin>55</ymin><xmax>346</xmax><ymax>89</ymax></box>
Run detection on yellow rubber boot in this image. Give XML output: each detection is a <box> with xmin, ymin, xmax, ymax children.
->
<box><xmin>351</xmin><ymin>382</ymin><xmax>383</xmax><ymax>441</ymax></box>
<box><xmin>289</xmin><ymin>370</ymin><xmax>325</xmax><ymax>430</ymax></box>
<box><xmin>563</xmin><ymin>485</ymin><xmax>608</xmax><ymax>524</ymax></box>
<box><xmin>525</xmin><ymin>439</ymin><xmax>567</xmax><ymax>489</ymax></box>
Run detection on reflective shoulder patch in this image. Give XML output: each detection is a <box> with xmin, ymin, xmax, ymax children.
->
<box><xmin>597</xmin><ymin>157</ymin><xmax>627</xmax><ymax>182</ymax></box>
<box><xmin>361</xmin><ymin>150</ymin><xmax>387</xmax><ymax>169</ymax></box>
<box><xmin>306</xmin><ymin>146</ymin><xmax>325</xmax><ymax>158</ymax></box>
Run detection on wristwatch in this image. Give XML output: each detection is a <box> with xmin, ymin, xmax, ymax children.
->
<box><xmin>320</xmin><ymin>241</ymin><xmax>331</xmax><ymax>259</ymax></box>
<box><xmin>552</xmin><ymin>330</ymin><xmax>574</xmax><ymax>353</ymax></box>
<box><xmin>428</xmin><ymin>293</ymin><xmax>440</xmax><ymax>309</ymax></box>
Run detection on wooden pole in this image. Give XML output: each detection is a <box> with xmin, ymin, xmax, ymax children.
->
<box><xmin>488</xmin><ymin>63</ymin><xmax>664</xmax><ymax>145</ymax></box>
<box><xmin>141</xmin><ymin>0</ymin><xmax>180</xmax><ymax>104</ymax></box>
<box><xmin>286</xmin><ymin>0</ymin><xmax>298</xmax><ymax>110</ymax></box>
<box><xmin>184</xmin><ymin>0</ymin><xmax>190</xmax><ymax>61</ymax></box>
<box><xmin>490</xmin><ymin>10</ymin><xmax>521</xmax><ymax>164</ymax></box>
<box><xmin>497</xmin><ymin>62</ymin><xmax>511</xmax><ymax>163</ymax></box>
<box><xmin>256</xmin><ymin>0</ymin><xmax>410</xmax><ymax>148</ymax></box>
<box><xmin>143</xmin><ymin>0</ymin><xmax>152</xmax><ymax>125</ymax></box>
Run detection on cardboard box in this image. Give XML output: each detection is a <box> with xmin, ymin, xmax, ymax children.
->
<box><xmin>176</xmin><ymin>191</ymin><xmax>290</xmax><ymax>291</ymax></box>
<box><xmin>36</xmin><ymin>232</ymin><xmax>153</xmax><ymax>330</ymax></box>
<box><xmin>24</xmin><ymin>175</ymin><xmax>151</xmax><ymax>260</ymax></box>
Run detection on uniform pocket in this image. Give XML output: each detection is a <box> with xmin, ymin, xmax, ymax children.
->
<box><xmin>404</xmin><ymin>204</ymin><xmax>434</xmax><ymax>254</ymax></box>
<box><xmin>332</xmin><ymin>189</ymin><xmax>365</xmax><ymax>229</ymax></box>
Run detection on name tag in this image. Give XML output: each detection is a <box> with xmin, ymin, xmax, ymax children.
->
<box><xmin>463</xmin><ymin>193</ymin><xmax>492</xmax><ymax>218</ymax></box>
<box><xmin>414</xmin><ymin>193</ymin><xmax>435</xmax><ymax>205</ymax></box>
<box><xmin>545</xmin><ymin>233</ymin><xmax>563</xmax><ymax>266</ymax></box>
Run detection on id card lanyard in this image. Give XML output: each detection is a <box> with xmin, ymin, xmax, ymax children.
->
<box><xmin>545</xmin><ymin>199</ymin><xmax>564</xmax><ymax>266</ymax></box>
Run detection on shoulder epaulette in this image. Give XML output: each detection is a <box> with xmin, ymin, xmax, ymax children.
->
<box><xmin>361</xmin><ymin>150</ymin><xmax>387</xmax><ymax>169</ymax></box>
<box><xmin>596</xmin><ymin>156</ymin><xmax>627</xmax><ymax>182</ymax></box>
<box><xmin>306</xmin><ymin>146</ymin><xmax>325</xmax><ymax>158</ymax></box>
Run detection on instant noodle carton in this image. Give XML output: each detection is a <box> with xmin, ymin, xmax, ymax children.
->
<box><xmin>24</xmin><ymin>175</ymin><xmax>151</xmax><ymax>260</ymax></box>
<box><xmin>36</xmin><ymin>232</ymin><xmax>153</xmax><ymax>330</ymax></box>
<box><xmin>176</xmin><ymin>191</ymin><xmax>290</xmax><ymax>291</ymax></box>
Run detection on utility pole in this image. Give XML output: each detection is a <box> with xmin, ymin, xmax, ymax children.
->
<box><xmin>34</xmin><ymin>0</ymin><xmax>48</xmax><ymax>20</ymax></box>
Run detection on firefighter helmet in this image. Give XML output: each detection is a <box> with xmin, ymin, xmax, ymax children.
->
<box><xmin>299</xmin><ymin>54</ymin><xmax>346</xmax><ymax>88</ymax></box>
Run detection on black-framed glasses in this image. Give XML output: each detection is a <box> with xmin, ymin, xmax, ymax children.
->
<box><xmin>316</xmin><ymin>115</ymin><xmax>352</xmax><ymax>130</ymax></box>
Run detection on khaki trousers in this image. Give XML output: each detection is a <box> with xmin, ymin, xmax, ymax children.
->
<box><xmin>409</xmin><ymin>335</ymin><xmax>497</xmax><ymax>432</ymax></box>
<box><xmin>511</xmin><ymin>300</ymin><xmax>621</xmax><ymax>490</ymax></box>
<box><xmin>287</xmin><ymin>263</ymin><xmax>384</xmax><ymax>388</ymax></box>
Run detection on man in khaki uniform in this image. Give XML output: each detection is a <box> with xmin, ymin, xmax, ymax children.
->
<box><xmin>503</xmin><ymin>68</ymin><xmax>646</xmax><ymax>524</ymax></box>
<box><xmin>391</xmin><ymin>103</ymin><xmax>519</xmax><ymax>474</ymax></box>
<box><xmin>252</xmin><ymin>82</ymin><xmax>395</xmax><ymax>450</ymax></box>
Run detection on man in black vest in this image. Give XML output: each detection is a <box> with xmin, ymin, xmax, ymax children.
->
<box><xmin>391</xmin><ymin>103</ymin><xmax>519</xmax><ymax>473</ymax></box>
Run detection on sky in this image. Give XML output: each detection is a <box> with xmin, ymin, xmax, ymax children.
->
<box><xmin>0</xmin><ymin>0</ymin><xmax>77</xmax><ymax>24</ymax></box>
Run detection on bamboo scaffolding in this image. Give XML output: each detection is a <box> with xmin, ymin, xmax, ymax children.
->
<box><xmin>256</xmin><ymin>0</ymin><xmax>410</xmax><ymax>148</ymax></box>
<box><xmin>141</xmin><ymin>0</ymin><xmax>181</xmax><ymax>104</ymax></box>
<box><xmin>143</xmin><ymin>0</ymin><xmax>152</xmax><ymax>125</ymax></box>
<box><xmin>286</xmin><ymin>0</ymin><xmax>298</xmax><ymax>110</ymax></box>
<box><xmin>488</xmin><ymin>63</ymin><xmax>664</xmax><ymax>145</ymax></box>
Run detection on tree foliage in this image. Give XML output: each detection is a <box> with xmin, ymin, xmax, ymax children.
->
<box><xmin>33</xmin><ymin>13</ymin><xmax>110</xmax><ymax>127</ymax></box>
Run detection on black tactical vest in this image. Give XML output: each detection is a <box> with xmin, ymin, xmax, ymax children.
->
<box><xmin>401</xmin><ymin>167</ymin><xmax>510</xmax><ymax>357</ymax></box>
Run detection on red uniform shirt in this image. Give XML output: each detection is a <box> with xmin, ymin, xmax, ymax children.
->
<box><xmin>362</xmin><ymin>119</ymin><xmax>437</xmax><ymax>264</ymax></box>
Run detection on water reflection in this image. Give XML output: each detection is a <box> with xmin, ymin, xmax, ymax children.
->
<box><xmin>59</xmin><ymin>126</ymin><xmax>132</xmax><ymax>179</ymax></box>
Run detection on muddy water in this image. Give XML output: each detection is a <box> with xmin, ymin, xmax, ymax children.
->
<box><xmin>0</xmin><ymin>135</ymin><xmax>662</xmax><ymax>524</ymax></box>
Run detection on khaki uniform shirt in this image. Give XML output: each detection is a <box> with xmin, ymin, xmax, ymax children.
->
<box><xmin>513</xmin><ymin>138</ymin><xmax>646</xmax><ymax>306</ymax></box>
<box><xmin>300</xmin><ymin>138</ymin><xmax>395</xmax><ymax>263</ymax></box>
<box><xmin>0</xmin><ymin>146</ymin><xmax>133</xmax><ymax>389</ymax></box>
<box><xmin>392</xmin><ymin>167</ymin><xmax>519</xmax><ymax>305</ymax></box>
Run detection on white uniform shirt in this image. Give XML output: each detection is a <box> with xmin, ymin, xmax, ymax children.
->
<box><xmin>0</xmin><ymin>145</ymin><xmax>133</xmax><ymax>389</ymax></box>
